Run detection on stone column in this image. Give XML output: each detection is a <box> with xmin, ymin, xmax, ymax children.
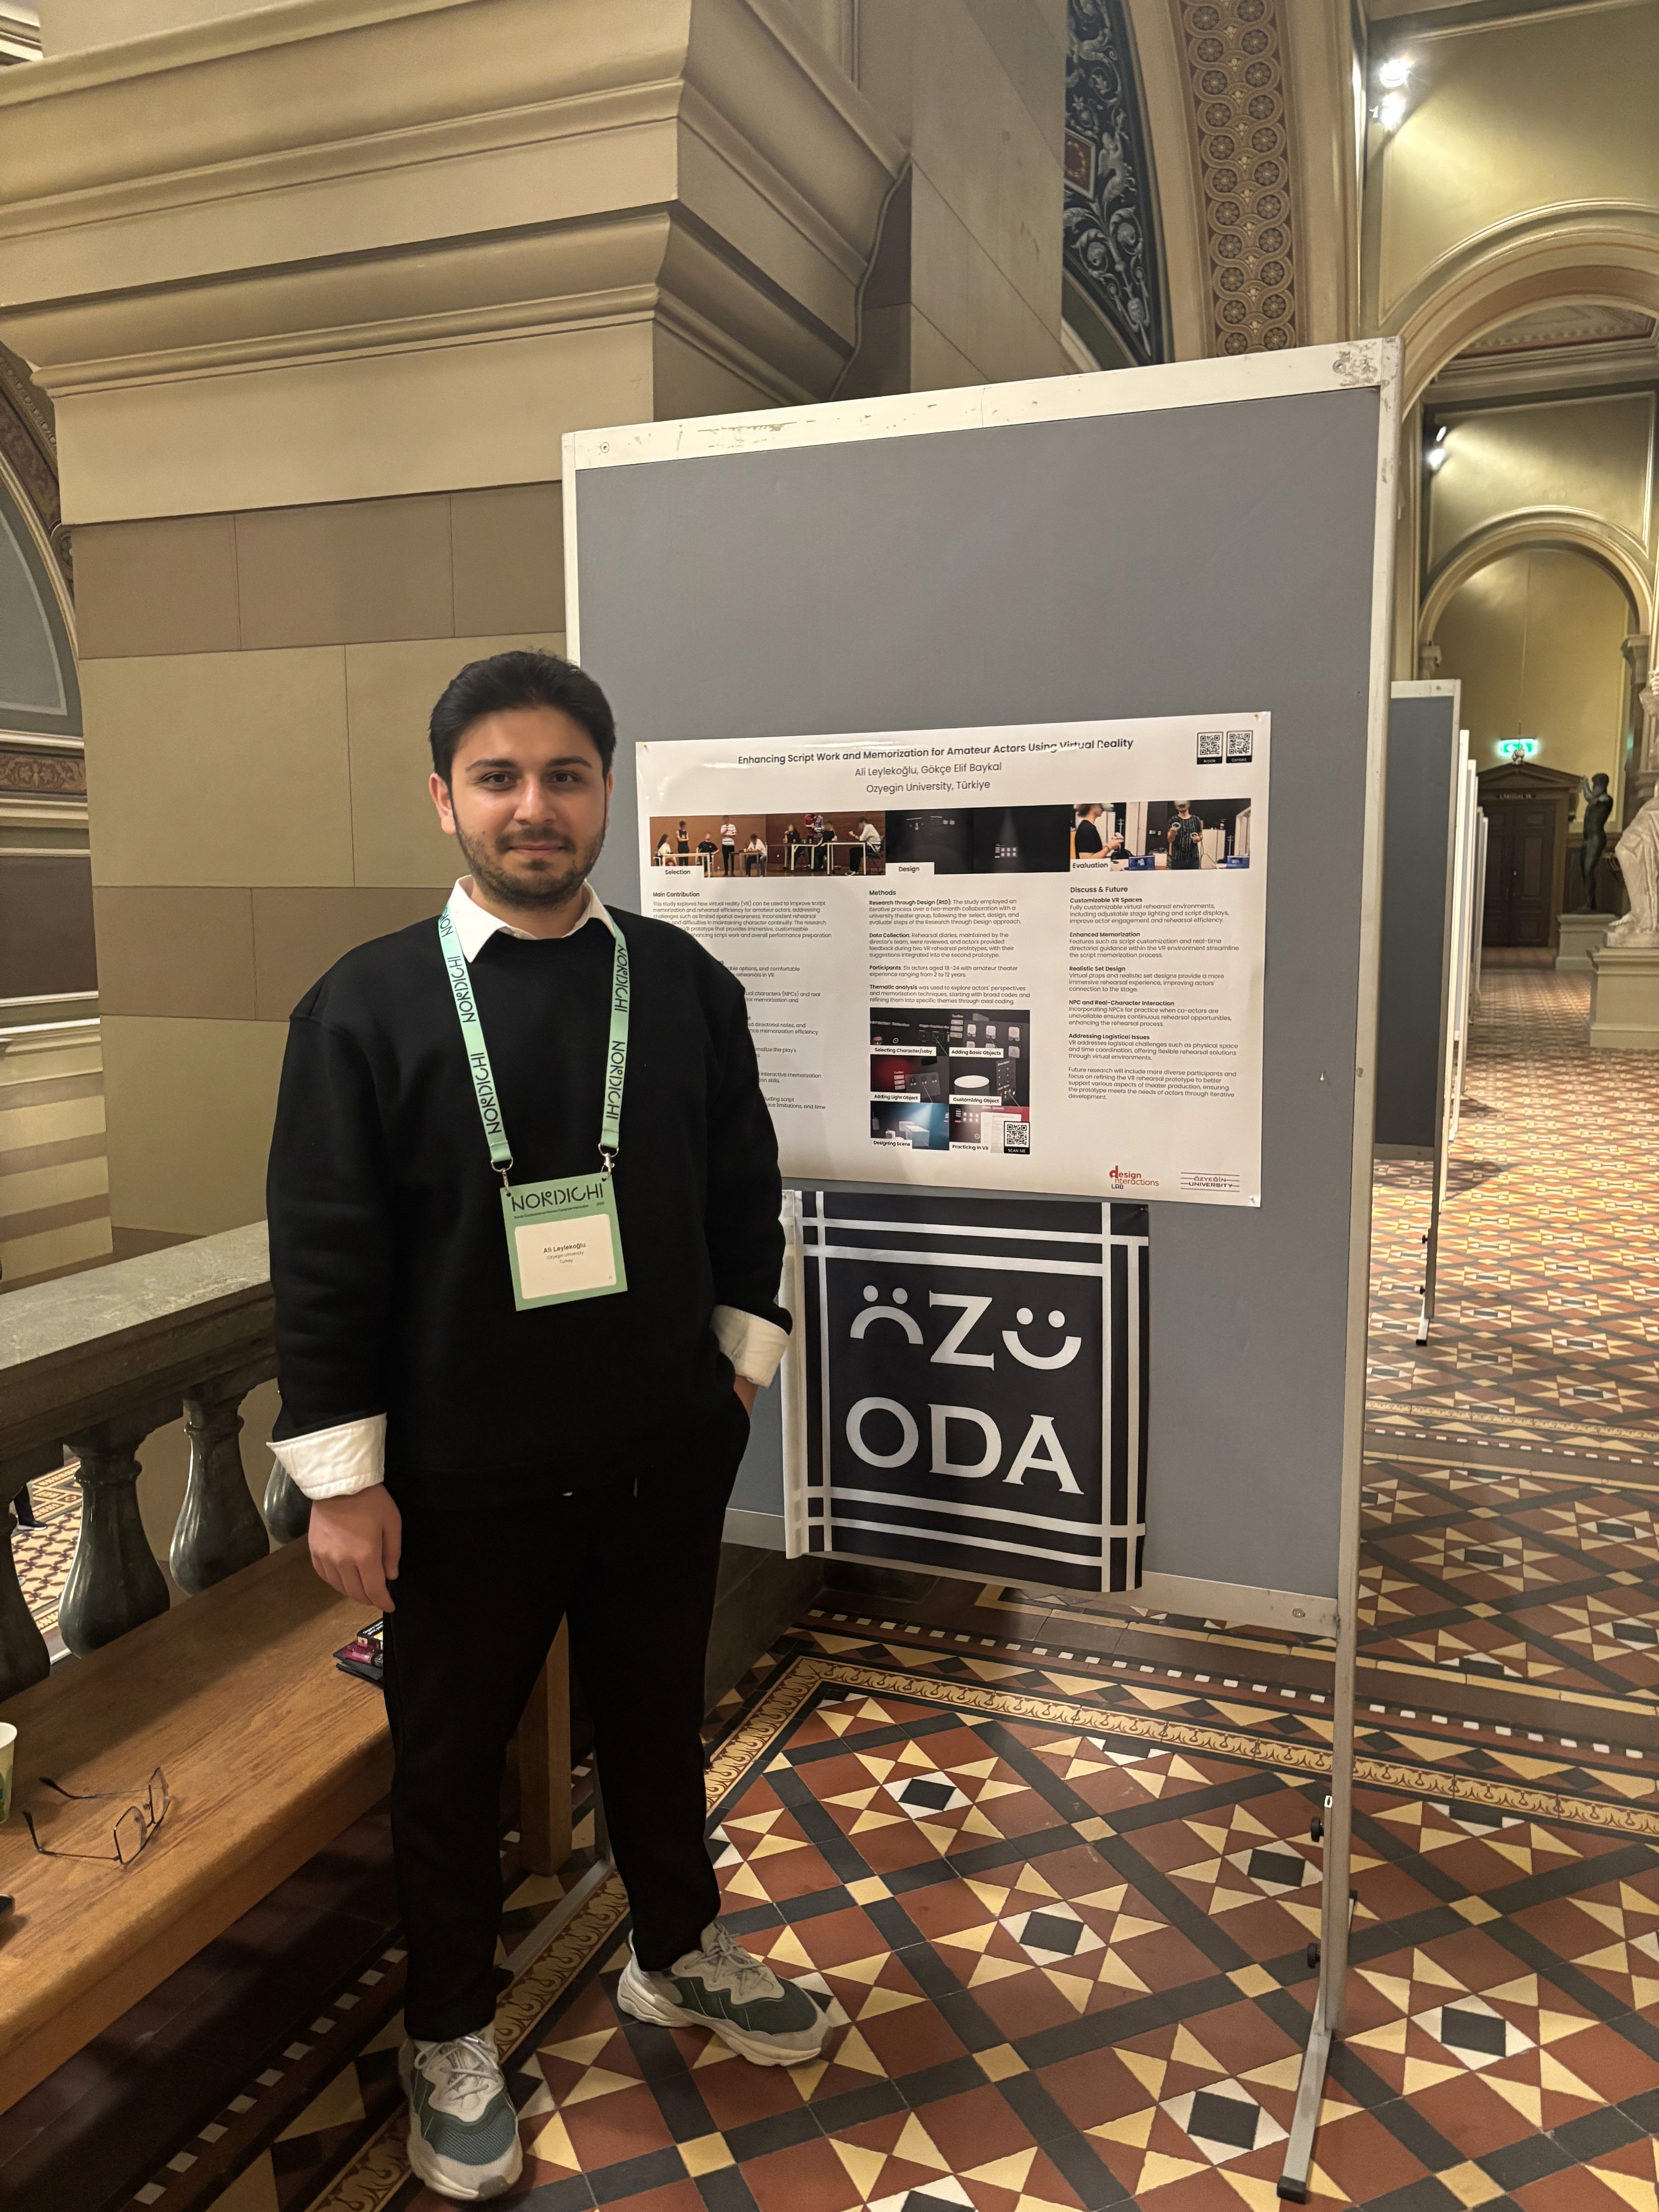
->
<box><xmin>0</xmin><ymin>0</ymin><xmax>903</xmax><ymax>1243</ymax></box>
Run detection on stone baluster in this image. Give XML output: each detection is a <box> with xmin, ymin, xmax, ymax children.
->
<box><xmin>170</xmin><ymin>1373</ymin><xmax>271</xmax><ymax>1595</ymax></box>
<box><xmin>263</xmin><ymin>1459</ymin><xmax>312</xmax><ymax>1546</ymax></box>
<box><xmin>59</xmin><ymin>1417</ymin><xmax>172</xmax><ymax>1656</ymax></box>
<box><xmin>0</xmin><ymin>1450</ymin><xmax>55</xmax><ymax>1701</ymax></box>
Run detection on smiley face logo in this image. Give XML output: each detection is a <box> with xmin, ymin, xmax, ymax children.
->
<box><xmin>1001</xmin><ymin>1306</ymin><xmax>1082</xmax><ymax>1369</ymax></box>
<box><xmin>850</xmin><ymin>1283</ymin><xmax>923</xmax><ymax>1344</ymax></box>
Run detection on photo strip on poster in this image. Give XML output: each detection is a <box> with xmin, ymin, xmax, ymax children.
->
<box><xmin>636</xmin><ymin>716</ymin><xmax>1269</xmax><ymax>1205</ymax></box>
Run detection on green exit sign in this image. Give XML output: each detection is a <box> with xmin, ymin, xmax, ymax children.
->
<box><xmin>1497</xmin><ymin>738</ymin><xmax>1539</xmax><ymax>761</ymax></box>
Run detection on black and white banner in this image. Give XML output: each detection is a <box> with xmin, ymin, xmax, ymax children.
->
<box><xmin>781</xmin><ymin>1191</ymin><xmax>1148</xmax><ymax>1592</ymax></box>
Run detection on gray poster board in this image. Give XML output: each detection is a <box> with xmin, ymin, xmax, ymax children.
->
<box><xmin>1375</xmin><ymin>684</ymin><xmax>1462</xmax><ymax>1152</ymax></box>
<box><xmin>565</xmin><ymin>345</ymin><xmax>1400</xmax><ymax>2193</ymax></box>
<box><xmin>567</xmin><ymin>347</ymin><xmax>1399</xmax><ymax>1632</ymax></box>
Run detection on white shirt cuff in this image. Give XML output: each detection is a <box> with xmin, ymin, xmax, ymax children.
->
<box><xmin>713</xmin><ymin>1306</ymin><xmax>790</xmax><ymax>1388</ymax></box>
<box><xmin>270</xmin><ymin>1414</ymin><xmax>386</xmax><ymax>1500</ymax></box>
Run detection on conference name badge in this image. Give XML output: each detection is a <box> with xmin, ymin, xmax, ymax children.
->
<box><xmin>501</xmin><ymin>1172</ymin><xmax>627</xmax><ymax>1310</ymax></box>
<box><xmin>438</xmin><ymin>900</ymin><xmax>634</xmax><ymax>1316</ymax></box>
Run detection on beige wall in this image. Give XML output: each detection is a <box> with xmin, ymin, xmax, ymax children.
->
<box><xmin>0</xmin><ymin>3</ymin><xmax>905</xmax><ymax>525</ymax></box>
<box><xmin>1372</xmin><ymin>1</ymin><xmax>1659</xmax><ymax>332</ymax></box>
<box><xmin>0</xmin><ymin>1031</ymin><xmax>111</xmax><ymax>1282</ymax></box>
<box><xmin>851</xmin><ymin>0</ymin><xmax>1070</xmax><ymax>392</ymax></box>
<box><xmin>41</xmin><ymin>0</ymin><xmax>274</xmax><ymax>52</ymax></box>
<box><xmin>76</xmin><ymin>484</ymin><xmax>564</xmax><ymax>1238</ymax></box>
<box><xmin>1436</xmin><ymin>545</ymin><xmax>1633</xmax><ymax>793</ymax></box>
<box><xmin>1421</xmin><ymin>378</ymin><xmax>1657</xmax><ymax>775</ymax></box>
<box><xmin>2</xmin><ymin>0</ymin><xmax>1073</xmax><ymax>1251</ymax></box>
<box><xmin>1426</xmin><ymin>392</ymin><xmax>1656</xmax><ymax>572</ymax></box>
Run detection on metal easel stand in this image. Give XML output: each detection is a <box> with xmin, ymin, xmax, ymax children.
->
<box><xmin>1277</xmin><ymin>1595</ymin><xmax>1357</xmax><ymax>2202</ymax></box>
<box><xmin>1415</xmin><ymin>1025</ymin><xmax>1457</xmax><ymax>1345</ymax></box>
<box><xmin>1415</xmin><ymin>1171</ymin><xmax>1443</xmax><ymax>1347</ymax></box>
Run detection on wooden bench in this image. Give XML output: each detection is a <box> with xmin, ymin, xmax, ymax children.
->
<box><xmin>0</xmin><ymin>1539</ymin><xmax>570</xmax><ymax>2114</ymax></box>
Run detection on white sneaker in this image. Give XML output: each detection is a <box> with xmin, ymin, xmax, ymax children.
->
<box><xmin>617</xmin><ymin>1919</ymin><xmax>831</xmax><ymax>2066</ymax></box>
<box><xmin>398</xmin><ymin>2024</ymin><xmax>524</xmax><ymax>2202</ymax></box>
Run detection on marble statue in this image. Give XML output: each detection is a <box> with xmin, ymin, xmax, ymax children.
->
<box><xmin>1575</xmin><ymin>773</ymin><xmax>1613</xmax><ymax>911</ymax></box>
<box><xmin>1608</xmin><ymin>791</ymin><xmax>1659</xmax><ymax>947</ymax></box>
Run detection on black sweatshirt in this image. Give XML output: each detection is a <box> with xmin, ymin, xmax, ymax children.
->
<box><xmin>266</xmin><ymin>906</ymin><xmax>788</xmax><ymax>1509</ymax></box>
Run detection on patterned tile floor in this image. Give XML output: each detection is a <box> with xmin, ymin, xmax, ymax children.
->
<box><xmin>18</xmin><ymin>955</ymin><xmax>1659</xmax><ymax>2212</ymax></box>
<box><xmin>12</xmin><ymin>1464</ymin><xmax>78</xmax><ymax>1642</ymax></box>
<box><xmin>132</xmin><ymin>1626</ymin><xmax>1659</xmax><ymax>2212</ymax></box>
<box><xmin>1367</xmin><ymin>956</ymin><xmax>1659</xmax><ymax>1461</ymax></box>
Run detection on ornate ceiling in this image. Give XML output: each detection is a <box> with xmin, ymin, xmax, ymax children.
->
<box><xmin>1171</xmin><ymin>0</ymin><xmax>1300</xmax><ymax>357</ymax></box>
<box><xmin>1462</xmin><ymin>304</ymin><xmax>1658</xmax><ymax>358</ymax></box>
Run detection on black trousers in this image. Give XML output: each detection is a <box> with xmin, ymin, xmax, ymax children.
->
<box><xmin>383</xmin><ymin>1410</ymin><xmax>746</xmax><ymax>2041</ymax></box>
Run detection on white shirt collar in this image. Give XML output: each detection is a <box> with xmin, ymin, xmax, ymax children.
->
<box><xmin>443</xmin><ymin>878</ymin><xmax>618</xmax><ymax>964</ymax></box>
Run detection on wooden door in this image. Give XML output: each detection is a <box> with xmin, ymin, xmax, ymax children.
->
<box><xmin>1484</xmin><ymin>799</ymin><xmax>1557</xmax><ymax>946</ymax></box>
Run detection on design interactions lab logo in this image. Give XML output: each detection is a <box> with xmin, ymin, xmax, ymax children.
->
<box><xmin>1107</xmin><ymin>1163</ymin><xmax>1155</xmax><ymax>1188</ymax></box>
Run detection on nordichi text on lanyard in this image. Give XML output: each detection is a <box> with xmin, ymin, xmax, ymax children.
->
<box><xmin>438</xmin><ymin>908</ymin><xmax>629</xmax><ymax>1311</ymax></box>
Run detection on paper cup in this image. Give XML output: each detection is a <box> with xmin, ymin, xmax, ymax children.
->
<box><xmin>0</xmin><ymin>1723</ymin><xmax>14</xmax><ymax>1826</ymax></box>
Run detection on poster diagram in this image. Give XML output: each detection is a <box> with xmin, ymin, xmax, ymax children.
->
<box><xmin>871</xmin><ymin>1005</ymin><xmax>1030</xmax><ymax>1156</ymax></box>
<box><xmin>784</xmin><ymin>1191</ymin><xmax>1149</xmax><ymax>1593</ymax></box>
<box><xmin>637</xmin><ymin>716</ymin><xmax>1269</xmax><ymax>1204</ymax></box>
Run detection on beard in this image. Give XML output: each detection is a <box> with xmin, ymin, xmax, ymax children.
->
<box><xmin>454</xmin><ymin>815</ymin><xmax>607</xmax><ymax>911</ymax></box>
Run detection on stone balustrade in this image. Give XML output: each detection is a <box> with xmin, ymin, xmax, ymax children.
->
<box><xmin>0</xmin><ymin>1224</ymin><xmax>303</xmax><ymax>1699</ymax></box>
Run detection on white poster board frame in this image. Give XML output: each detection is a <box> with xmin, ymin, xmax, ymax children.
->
<box><xmin>564</xmin><ymin>340</ymin><xmax>1403</xmax><ymax>2202</ymax></box>
<box><xmin>1419</xmin><ymin>747</ymin><xmax>1482</xmax><ymax>1343</ymax></box>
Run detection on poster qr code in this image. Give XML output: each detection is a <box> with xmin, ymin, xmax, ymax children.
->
<box><xmin>1197</xmin><ymin>730</ymin><xmax>1223</xmax><ymax>763</ymax></box>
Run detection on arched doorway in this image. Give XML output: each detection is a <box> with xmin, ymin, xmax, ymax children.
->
<box><xmin>1430</xmin><ymin>542</ymin><xmax>1637</xmax><ymax>945</ymax></box>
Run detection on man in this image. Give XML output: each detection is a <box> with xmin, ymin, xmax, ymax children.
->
<box><xmin>853</xmin><ymin>817</ymin><xmax>883</xmax><ymax>875</ymax></box>
<box><xmin>1073</xmin><ymin>803</ymin><xmax>1106</xmax><ymax>859</ymax></box>
<box><xmin>266</xmin><ymin>651</ymin><xmax>826</xmax><ymax>2204</ymax></box>
<box><xmin>744</xmin><ymin>831</ymin><xmax>768</xmax><ymax>877</ymax></box>
<box><xmin>696</xmin><ymin>830</ymin><xmax>719</xmax><ymax>874</ymax></box>
<box><xmin>1166</xmin><ymin>800</ymin><xmax>1205</xmax><ymax>870</ymax></box>
<box><xmin>719</xmin><ymin>817</ymin><xmax>738</xmax><ymax>875</ymax></box>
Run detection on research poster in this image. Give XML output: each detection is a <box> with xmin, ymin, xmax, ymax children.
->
<box><xmin>636</xmin><ymin>716</ymin><xmax>1269</xmax><ymax>1205</ymax></box>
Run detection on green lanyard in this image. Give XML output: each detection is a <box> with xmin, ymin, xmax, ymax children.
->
<box><xmin>438</xmin><ymin>905</ymin><xmax>631</xmax><ymax>1187</ymax></box>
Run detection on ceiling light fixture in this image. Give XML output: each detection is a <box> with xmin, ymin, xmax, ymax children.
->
<box><xmin>1376</xmin><ymin>89</ymin><xmax>1407</xmax><ymax>131</ymax></box>
<box><xmin>1376</xmin><ymin>54</ymin><xmax>1412</xmax><ymax>89</ymax></box>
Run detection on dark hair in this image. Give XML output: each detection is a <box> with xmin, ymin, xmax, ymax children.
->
<box><xmin>428</xmin><ymin>650</ymin><xmax>616</xmax><ymax>783</ymax></box>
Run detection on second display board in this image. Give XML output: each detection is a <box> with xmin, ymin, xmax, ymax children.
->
<box><xmin>638</xmin><ymin>715</ymin><xmax>1269</xmax><ymax>1206</ymax></box>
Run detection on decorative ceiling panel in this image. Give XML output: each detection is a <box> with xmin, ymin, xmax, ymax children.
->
<box><xmin>1175</xmin><ymin>0</ymin><xmax>1300</xmax><ymax>356</ymax></box>
<box><xmin>1462</xmin><ymin>305</ymin><xmax>1658</xmax><ymax>359</ymax></box>
<box><xmin>1064</xmin><ymin>0</ymin><xmax>1166</xmax><ymax>366</ymax></box>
